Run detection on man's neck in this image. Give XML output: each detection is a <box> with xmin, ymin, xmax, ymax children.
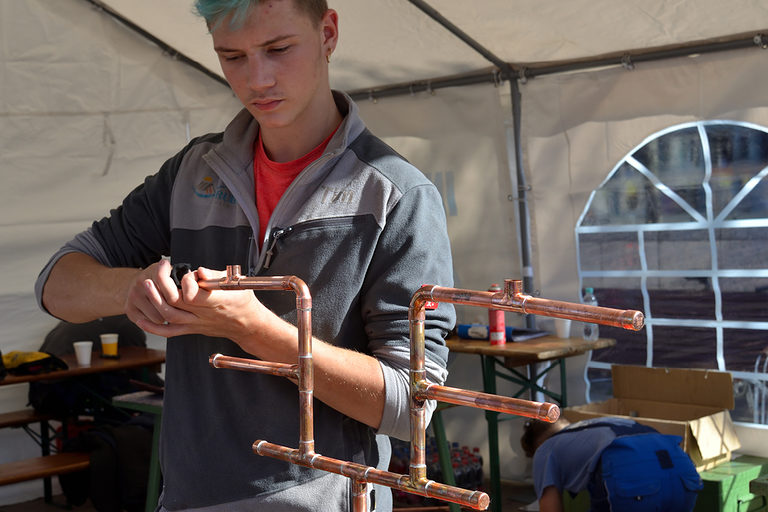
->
<box><xmin>260</xmin><ymin>92</ymin><xmax>343</xmax><ymax>163</ymax></box>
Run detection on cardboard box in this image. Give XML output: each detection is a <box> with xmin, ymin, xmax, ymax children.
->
<box><xmin>563</xmin><ymin>364</ymin><xmax>741</xmax><ymax>471</ymax></box>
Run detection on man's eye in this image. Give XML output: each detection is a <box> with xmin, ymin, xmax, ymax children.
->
<box><xmin>222</xmin><ymin>54</ymin><xmax>243</xmax><ymax>62</ymax></box>
<box><xmin>269</xmin><ymin>46</ymin><xmax>290</xmax><ymax>54</ymax></box>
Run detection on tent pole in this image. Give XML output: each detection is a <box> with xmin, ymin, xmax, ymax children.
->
<box><xmin>348</xmin><ymin>32</ymin><xmax>765</xmax><ymax>101</ymax></box>
<box><xmin>406</xmin><ymin>0</ymin><xmax>512</xmax><ymax>73</ymax></box>
<box><xmin>507</xmin><ymin>79</ymin><xmax>536</xmax><ymax>329</ymax></box>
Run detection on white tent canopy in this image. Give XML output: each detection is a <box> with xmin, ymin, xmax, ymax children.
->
<box><xmin>94</xmin><ymin>0</ymin><xmax>768</xmax><ymax>92</ymax></box>
<box><xmin>2</xmin><ymin>0</ymin><xmax>768</xmax><ymax>505</ymax></box>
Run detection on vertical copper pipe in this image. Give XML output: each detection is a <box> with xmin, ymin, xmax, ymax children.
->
<box><xmin>409</xmin><ymin>294</ymin><xmax>429</xmax><ymax>485</ymax></box>
<box><xmin>351</xmin><ymin>479</ymin><xmax>367</xmax><ymax>511</ymax></box>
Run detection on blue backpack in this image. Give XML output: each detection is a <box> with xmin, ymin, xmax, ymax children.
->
<box><xmin>568</xmin><ymin>420</ymin><xmax>703</xmax><ymax>511</ymax></box>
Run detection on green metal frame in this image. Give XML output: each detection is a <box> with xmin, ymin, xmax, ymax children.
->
<box><xmin>481</xmin><ymin>355</ymin><xmax>568</xmax><ymax>512</ymax></box>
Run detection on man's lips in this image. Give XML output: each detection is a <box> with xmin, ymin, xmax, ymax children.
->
<box><xmin>250</xmin><ymin>99</ymin><xmax>283</xmax><ymax>111</ymax></box>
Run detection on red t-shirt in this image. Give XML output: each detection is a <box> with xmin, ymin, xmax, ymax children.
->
<box><xmin>254</xmin><ymin>129</ymin><xmax>337</xmax><ymax>247</ymax></box>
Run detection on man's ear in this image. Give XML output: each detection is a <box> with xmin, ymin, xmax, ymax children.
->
<box><xmin>320</xmin><ymin>9</ymin><xmax>339</xmax><ymax>58</ymax></box>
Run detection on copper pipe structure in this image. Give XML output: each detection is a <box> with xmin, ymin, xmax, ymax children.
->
<box><xmin>201</xmin><ymin>266</ymin><xmax>314</xmax><ymax>456</ymax></box>
<box><xmin>203</xmin><ymin>268</ymin><xmax>644</xmax><ymax>511</ymax></box>
<box><xmin>407</xmin><ymin>278</ymin><xmax>645</xmax><ymax>489</ymax></box>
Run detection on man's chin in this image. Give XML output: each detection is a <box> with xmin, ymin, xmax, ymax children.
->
<box><xmin>246</xmin><ymin>109</ymin><xmax>291</xmax><ymax>129</ymax></box>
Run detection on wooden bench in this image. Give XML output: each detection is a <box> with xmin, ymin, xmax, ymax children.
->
<box><xmin>0</xmin><ymin>453</ymin><xmax>90</xmax><ymax>486</ymax></box>
<box><xmin>0</xmin><ymin>409</ymin><xmax>77</xmax><ymax>502</ymax></box>
<box><xmin>0</xmin><ymin>409</ymin><xmax>53</xmax><ymax>429</ymax></box>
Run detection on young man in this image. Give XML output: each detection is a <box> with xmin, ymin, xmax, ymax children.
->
<box><xmin>35</xmin><ymin>1</ymin><xmax>455</xmax><ymax>510</ymax></box>
<box><xmin>521</xmin><ymin>417</ymin><xmax>702</xmax><ymax>512</ymax></box>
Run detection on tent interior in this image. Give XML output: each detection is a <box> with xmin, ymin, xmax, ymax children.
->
<box><xmin>2</xmin><ymin>0</ymin><xmax>768</xmax><ymax>506</ymax></box>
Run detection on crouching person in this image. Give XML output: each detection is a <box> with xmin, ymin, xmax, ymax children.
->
<box><xmin>521</xmin><ymin>416</ymin><xmax>703</xmax><ymax>512</ymax></box>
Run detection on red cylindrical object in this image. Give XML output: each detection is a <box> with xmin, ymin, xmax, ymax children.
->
<box><xmin>488</xmin><ymin>283</ymin><xmax>506</xmax><ymax>346</ymax></box>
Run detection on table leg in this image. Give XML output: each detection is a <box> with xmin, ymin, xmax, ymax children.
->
<box><xmin>482</xmin><ymin>356</ymin><xmax>502</xmax><ymax>512</ymax></box>
<box><xmin>40</xmin><ymin>419</ymin><xmax>52</xmax><ymax>503</ymax></box>
<box><xmin>559</xmin><ymin>358</ymin><xmax>567</xmax><ymax>407</ymax></box>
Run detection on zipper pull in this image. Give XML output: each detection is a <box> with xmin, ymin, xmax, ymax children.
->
<box><xmin>263</xmin><ymin>226</ymin><xmax>292</xmax><ymax>269</ymax></box>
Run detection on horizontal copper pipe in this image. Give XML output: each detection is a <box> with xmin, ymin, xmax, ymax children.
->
<box><xmin>254</xmin><ymin>441</ymin><xmax>490</xmax><ymax>510</ymax></box>
<box><xmin>209</xmin><ymin>353</ymin><xmax>298</xmax><ymax>380</ymax></box>
<box><xmin>421</xmin><ymin>383</ymin><xmax>559</xmax><ymax>422</ymax></box>
<box><xmin>421</xmin><ymin>280</ymin><xmax>644</xmax><ymax>331</ymax></box>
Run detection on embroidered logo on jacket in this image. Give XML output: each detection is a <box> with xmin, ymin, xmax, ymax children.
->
<box><xmin>320</xmin><ymin>185</ymin><xmax>356</xmax><ymax>204</ymax></box>
<box><xmin>194</xmin><ymin>176</ymin><xmax>236</xmax><ymax>205</ymax></box>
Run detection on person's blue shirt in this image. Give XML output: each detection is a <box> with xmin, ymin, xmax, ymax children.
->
<box><xmin>532</xmin><ymin>417</ymin><xmax>638</xmax><ymax>499</ymax></box>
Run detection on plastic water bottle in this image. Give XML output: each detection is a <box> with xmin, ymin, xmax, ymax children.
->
<box><xmin>582</xmin><ymin>287</ymin><xmax>599</xmax><ymax>341</ymax></box>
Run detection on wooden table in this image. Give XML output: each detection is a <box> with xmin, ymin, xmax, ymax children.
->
<box><xmin>0</xmin><ymin>347</ymin><xmax>165</xmax><ymax>502</ymax></box>
<box><xmin>444</xmin><ymin>334</ymin><xmax>615</xmax><ymax>512</ymax></box>
<box><xmin>0</xmin><ymin>347</ymin><xmax>165</xmax><ymax>387</ymax></box>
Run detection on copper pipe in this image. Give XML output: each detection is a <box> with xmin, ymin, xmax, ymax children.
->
<box><xmin>209</xmin><ymin>353</ymin><xmax>298</xmax><ymax>380</ymax></box>
<box><xmin>199</xmin><ymin>265</ymin><xmax>315</xmax><ymax>456</ymax></box>
<box><xmin>254</xmin><ymin>441</ymin><xmax>490</xmax><ymax>510</ymax></box>
<box><xmin>420</xmin><ymin>383</ymin><xmax>559</xmax><ymax>421</ymax></box>
<box><xmin>352</xmin><ymin>479</ymin><xmax>367</xmax><ymax>511</ymax></box>
<box><xmin>419</xmin><ymin>280</ymin><xmax>644</xmax><ymax>331</ymax></box>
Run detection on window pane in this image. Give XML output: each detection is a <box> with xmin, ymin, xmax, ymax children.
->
<box><xmin>644</xmin><ymin>230</ymin><xmax>711</xmax><ymax>271</ymax></box>
<box><xmin>724</xmin><ymin>329</ymin><xmax>768</xmax><ymax>372</ymax></box>
<box><xmin>648</xmin><ymin>286</ymin><xmax>715</xmax><ymax>320</ymax></box>
<box><xmin>721</xmin><ymin>278</ymin><xmax>768</xmax><ymax>322</ymax></box>
<box><xmin>585</xmin><ymin>284</ymin><xmax>647</xmax><ymax>368</ymax></box>
<box><xmin>717</xmin><ymin>228</ymin><xmax>768</xmax><ymax>269</ymax></box>
<box><xmin>651</xmin><ymin>326</ymin><xmax>717</xmax><ymax>369</ymax></box>
<box><xmin>724</xmin><ymin>176</ymin><xmax>768</xmax><ymax>220</ymax></box>
<box><xmin>706</xmin><ymin>124</ymin><xmax>768</xmax><ymax>218</ymax></box>
<box><xmin>578</xmin><ymin>232</ymin><xmax>640</xmax><ymax>271</ymax></box>
<box><xmin>583</xmin><ymin>163</ymin><xmax>695</xmax><ymax>226</ymax></box>
<box><xmin>634</xmin><ymin>126</ymin><xmax>707</xmax><ymax>218</ymax></box>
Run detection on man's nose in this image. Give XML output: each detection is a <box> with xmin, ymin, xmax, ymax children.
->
<box><xmin>247</xmin><ymin>58</ymin><xmax>276</xmax><ymax>90</ymax></box>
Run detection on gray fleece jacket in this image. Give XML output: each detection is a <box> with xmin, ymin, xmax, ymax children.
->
<box><xmin>35</xmin><ymin>92</ymin><xmax>455</xmax><ymax>511</ymax></box>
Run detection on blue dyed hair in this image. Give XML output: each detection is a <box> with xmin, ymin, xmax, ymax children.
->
<box><xmin>193</xmin><ymin>0</ymin><xmax>328</xmax><ymax>31</ymax></box>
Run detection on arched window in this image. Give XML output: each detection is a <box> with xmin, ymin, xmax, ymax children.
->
<box><xmin>576</xmin><ymin>121</ymin><xmax>768</xmax><ymax>425</ymax></box>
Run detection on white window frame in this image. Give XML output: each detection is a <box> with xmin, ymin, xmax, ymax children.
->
<box><xmin>576</xmin><ymin>120</ymin><xmax>768</xmax><ymax>425</ymax></box>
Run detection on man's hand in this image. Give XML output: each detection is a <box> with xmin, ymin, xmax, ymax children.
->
<box><xmin>124</xmin><ymin>259</ymin><xmax>184</xmax><ymax>329</ymax></box>
<box><xmin>128</xmin><ymin>263</ymin><xmax>286</xmax><ymax>349</ymax></box>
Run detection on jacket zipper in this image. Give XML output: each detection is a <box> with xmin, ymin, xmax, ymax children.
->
<box><xmin>263</xmin><ymin>226</ymin><xmax>293</xmax><ymax>269</ymax></box>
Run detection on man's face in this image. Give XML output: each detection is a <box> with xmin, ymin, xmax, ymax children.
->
<box><xmin>212</xmin><ymin>0</ymin><xmax>336</xmax><ymax>131</ymax></box>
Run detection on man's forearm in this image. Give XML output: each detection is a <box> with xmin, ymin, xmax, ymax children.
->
<box><xmin>42</xmin><ymin>252</ymin><xmax>139</xmax><ymax>323</ymax></box>
<box><xmin>311</xmin><ymin>339</ymin><xmax>386</xmax><ymax>429</ymax></box>
<box><xmin>234</xmin><ymin>317</ymin><xmax>385</xmax><ymax>429</ymax></box>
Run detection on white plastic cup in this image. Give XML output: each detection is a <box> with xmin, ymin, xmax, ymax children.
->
<box><xmin>73</xmin><ymin>341</ymin><xmax>93</xmax><ymax>366</ymax></box>
<box><xmin>100</xmin><ymin>333</ymin><xmax>119</xmax><ymax>357</ymax></box>
<box><xmin>554</xmin><ymin>318</ymin><xmax>572</xmax><ymax>339</ymax></box>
